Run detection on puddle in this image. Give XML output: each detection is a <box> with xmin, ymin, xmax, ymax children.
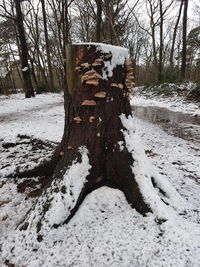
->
<box><xmin>132</xmin><ymin>106</ymin><xmax>200</xmax><ymax>143</ymax></box>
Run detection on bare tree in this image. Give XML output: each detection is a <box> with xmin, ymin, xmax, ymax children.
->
<box><xmin>41</xmin><ymin>0</ymin><xmax>55</xmax><ymax>91</ymax></box>
<box><xmin>169</xmin><ymin>0</ymin><xmax>184</xmax><ymax>67</ymax></box>
<box><xmin>14</xmin><ymin>0</ymin><xmax>34</xmax><ymax>97</ymax></box>
<box><xmin>95</xmin><ymin>0</ymin><xmax>102</xmax><ymax>42</ymax></box>
<box><xmin>181</xmin><ymin>0</ymin><xmax>189</xmax><ymax>80</ymax></box>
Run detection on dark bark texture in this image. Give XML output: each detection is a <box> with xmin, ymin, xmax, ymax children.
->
<box><xmin>95</xmin><ymin>0</ymin><xmax>102</xmax><ymax>42</ymax></box>
<box><xmin>169</xmin><ymin>0</ymin><xmax>184</xmax><ymax>67</ymax></box>
<box><xmin>41</xmin><ymin>0</ymin><xmax>55</xmax><ymax>92</ymax></box>
<box><xmin>181</xmin><ymin>0</ymin><xmax>189</xmax><ymax>80</ymax></box>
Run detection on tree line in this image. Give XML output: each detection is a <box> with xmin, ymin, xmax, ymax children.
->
<box><xmin>0</xmin><ymin>0</ymin><xmax>199</xmax><ymax>97</ymax></box>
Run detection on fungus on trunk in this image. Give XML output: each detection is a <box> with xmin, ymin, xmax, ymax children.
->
<box><xmin>94</xmin><ymin>91</ymin><xmax>106</xmax><ymax>98</ymax></box>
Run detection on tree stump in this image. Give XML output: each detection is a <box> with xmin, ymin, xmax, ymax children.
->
<box><xmin>19</xmin><ymin>43</ymin><xmax>153</xmax><ymax>241</ymax></box>
<box><xmin>63</xmin><ymin>43</ymin><xmax>150</xmax><ymax>215</ymax></box>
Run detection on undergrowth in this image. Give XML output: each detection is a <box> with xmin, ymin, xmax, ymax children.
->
<box><xmin>136</xmin><ymin>81</ymin><xmax>200</xmax><ymax>102</ymax></box>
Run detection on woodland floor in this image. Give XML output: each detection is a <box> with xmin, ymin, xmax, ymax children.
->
<box><xmin>0</xmin><ymin>92</ymin><xmax>200</xmax><ymax>267</ymax></box>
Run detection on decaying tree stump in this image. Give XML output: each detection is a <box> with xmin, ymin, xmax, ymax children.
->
<box><xmin>62</xmin><ymin>43</ymin><xmax>150</xmax><ymax>215</ymax></box>
<box><xmin>63</xmin><ymin>45</ymin><xmax>152</xmax><ymax>210</ymax></box>
<box><xmin>19</xmin><ymin>43</ymin><xmax>153</xmax><ymax>241</ymax></box>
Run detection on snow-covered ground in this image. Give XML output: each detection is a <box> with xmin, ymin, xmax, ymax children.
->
<box><xmin>0</xmin><ymin>93</ymin><xmax>64</xmax><ymax>142</ymax></box>
<box><xmin>0</xmin><ymin>93</ymin><xmax>200</xmax><ymax>267</ymax></box>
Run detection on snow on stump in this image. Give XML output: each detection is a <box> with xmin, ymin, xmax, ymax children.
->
<box><xmin>17</xmin><ymin>43</ymin><xmax>186</xmax><ymax>242</ymax></box>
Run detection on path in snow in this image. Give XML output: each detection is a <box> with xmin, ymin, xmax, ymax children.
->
<box><xmin>0</xmin><ymin>102</ymin><xmax>62</xmax><ymax>123</ymax></box>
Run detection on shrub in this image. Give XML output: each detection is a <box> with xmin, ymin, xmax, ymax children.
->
<box><xmin>35</xmin><ymin>83</ymin><xmax>48</xmax><ymax>94</ymax></box>
<box><xmin>187</xmin><ymin>83</ymin><xmax>200</xmax><ymax>101</ymax></box>
<box><xmin>162</xmin><ymin>67</ymin><xmax>179</xmax><ymax>83</ymax></box>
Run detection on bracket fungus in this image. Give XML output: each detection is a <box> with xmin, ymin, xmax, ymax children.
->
<box><xmin>85</xmin><ymin>69</ymin><xmax>97</xmax><ymax>76</ymax></box>
<box><xmin>127</xmin><ymin>68</ymin><xmax>134</xmax><ymax>74</ymax></box>
<box><xmin>126</xmin><ymin>80</ymin><xmax>135</xmax><ymax>89</ymax></box>
<box><xmin>126</xmin><ymin>74</ymin><xmax>134</xmax><ymax>79</ymax></box>
<box><xmin>124</xmin><ymin>58</ymin><xmax>135</xmax><ymax>91</ymax></box>
<box><xmin>111</xmin><ymin>83</ymin><xmax>123</xmax><ymax>89</ymax></box>
<box><xmin>92</xmin><ymin>58</ymin><xmax>103</xmax><ymax>66</ymax></box>
<box><xmin>73</xmin><ymin>116</ymin><xmax>82</xmax><ymax>123</ymax></box>
<box><xmin>85</xmin><ymin>80</ymin><xmax>99</xmax><ymax>86</ymax></box>
<box><xmin>111</xmin><ymin>83</ymin><xmax>119</xmax><ymax>88</ymax></box>
<box><xmin>81</xmin><ymin>100</ymin><xmax>97</xmax><ymax>106</ymax></box>
<box><xmin>81</xmin><ymin>63</ymin><xmax>91</xmax><ymax>69</ymax></box>
<box><xmin>94</xmin><ymin>73</ymin><xmax>103</xmax><ymax>79</ymax></box>
<box><xmin>118</xmin><ymin>83</ymin><xmax>123</xmax><ymax>89</ymax></box>
<box><xmin>89</xmin><ymin>116</ymin><xmax>95</xmax><ymax>123</ymax></box>
<box><xmin>85</xmin><ymin>69</ymin><xmax>103</xmax><ymax>79</ymax></box>
<box><xmin>123</xmin><ymin>92</ymin><xmax>129</xmax><ymax>97</ymax></box>
<box><xmin>75</xmin><ymin>66</ymin><xmax>81</xmax><ymax>72</ymax></box>
<box><xmin>127</xmin><ymin>87</ymin><xmax>134</xmax><ymax>93</ymax></box>
<box><xmin>125</xmin><ymin>58</ymin><xmax>132</xmax><ymax>66</ymax></box>
<box><xmin>81</xmin><ymin>69</ymin><xmax>103</xmax><ymax>86</ymax></box>
<box><xmin>94</xmin><ymin>92</ymin><xmax>106</xmax><ymax>98</ymax></box>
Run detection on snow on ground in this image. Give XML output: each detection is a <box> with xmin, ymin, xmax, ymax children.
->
<box><xmin>0</xmin><ymin>93</ymin><xmax>64</xmax><ymax>143</ymax></box>
<box><xmin>0</xmin><ymin>93</ymin><xmax>64</xmax><ymax>177</ymax></box>
<box><xmin>131</xmin><ymin>89</ymin><xmax>200</xmax><ymax>116</ymax></box>
<box><xmin>0</xmin><ymin>93</ymin><xmax>63</xmax><ymax>116</ymax></box>
<box><xmin>0</xmin><ymin>93</ymin><xmax>200</xmax><ymax>267</ymax></box>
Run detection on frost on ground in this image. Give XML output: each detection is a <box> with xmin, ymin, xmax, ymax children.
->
<box><xmin>0</xmin><ymin>93</ymin><xmax>200</xmax><ymax>267</ymax></box>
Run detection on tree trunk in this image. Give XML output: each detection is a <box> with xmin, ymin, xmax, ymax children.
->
<box><xmin>169</xmin><ymin>0</ymin><xmax>184</xmax><ymax>67</ymax></box>
<box><xmin>95</xmin><ymin>0</ymin><xmax>102</xmax><ymax>42</ymax></box>
<box><xmin>19</xmin><ymin>44</ymin><xmax>176</xmax><ymax>242</ymax></box>
<box><xmin>181</xmin><ymin>0</ymin><xmax>189</xmax><ymax>80</ymax></box>
<box><xmin>63</xmin><ymin>43</ymin><xmax>150</xmax><ymax>214</ymax></box>
<box><xmin>41</xmin><ymin>0</ymin><xmax>55</xmax><ymax>92</ymax></box>
<box><xmin>158</xmin><ymin>0</ymin><xmax>163</xmax><ymax>82</ymax></box>
<box><xmin>14</xmin><ymin>0</ymin><xmax>34</xmax><ymax>98</ymax></box>
<box><xmin>148</xmin><ymin>0</ymin><xmax>158</xmax><ymax>83</ymax></box>
<box><xmin>152</xmin><ymin>25</ymin><xmax>158</xmax><ymax>83</ymax></box>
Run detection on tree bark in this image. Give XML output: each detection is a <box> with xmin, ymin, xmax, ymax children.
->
<box><xmin>158</xmin><ymin>0</ymin><xmax>163</xmax><ymax>82</ymax></box>
<box><xmin>169</xmin><ymin>0</ymin><xmax>184</xmax><ymax>67</ymax></box>
<box><xmin>181</xmin><ymin>0</ymin><xmax>189</xmax><ymax>80</ymax></box>
<box><xmin>63</xmin><ymin>44</ymin><xmax>150</xmax><ymax>215</ymax></box>
<box><xmin>95</xmin><ymin>0</ymin><xmax>102</xmax><ymax>42</ymax></box>
<box><xmin>14</xmin><ymin>0</ymin><xmax>34</xmax><ymax>98</ymax></box>
<box><xmin>148</xmin><ymin>0</ymin><xmax>158</xmax><ymax>83</ymax></box>
<box><xmin>41</xmin><ymin>0</ymin><xmax>55</xmax><ymax>92</ymax></box>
